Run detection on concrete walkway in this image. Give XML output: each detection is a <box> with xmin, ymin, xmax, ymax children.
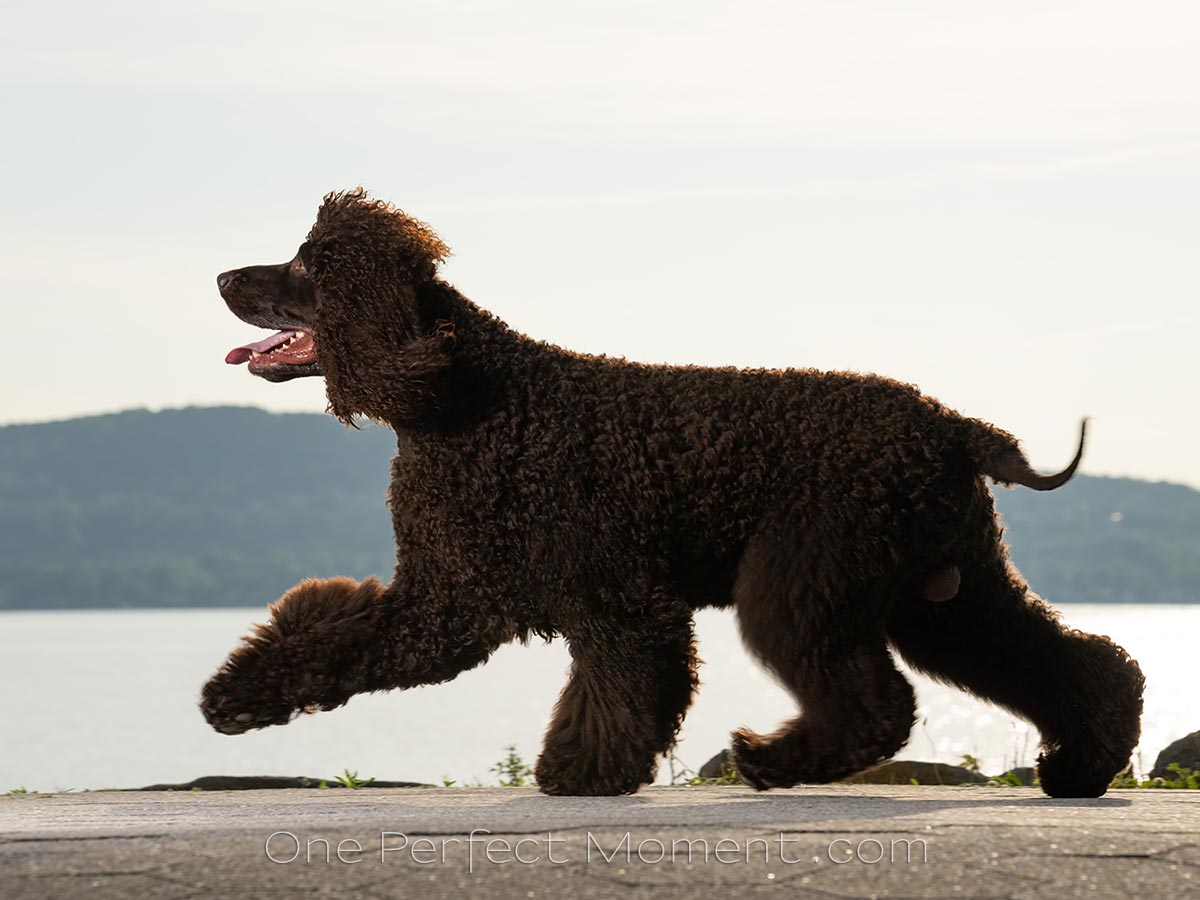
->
<box><xmin>2</xmin><ymin>785</ymin><xmax>1198</xmax><ymax>899</ymax></box>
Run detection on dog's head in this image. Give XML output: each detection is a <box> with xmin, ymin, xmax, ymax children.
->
<box><xmin>199</xmin><ymin>577</ymin><xmax>383</xmax><ymax>735</ymax></box>
<box><xmin>218</xmin><ymin>188</ymin><xmax>453</xmax><ymax>422</ymax></box>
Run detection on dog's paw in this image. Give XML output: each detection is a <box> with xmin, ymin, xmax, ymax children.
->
<box><xmin>534</xmin><ymin>751</ymin><xmax>650</xmax><ymax>797</ymax></box>
<box><xmin>199</xmin><ymin>672</ymin><xmax>297</xmax><ymax>736</ymax></box>
<box><xmin>730</xmin><ymin>729</ymin><xmax>796</xmax><ymax>791</ymax></box>
<box><xmin>1035</xmin><ymin>748</ymin><xmax>1118</xmax><ymax>799</ymax></box>
<box><xmin>203</xmin><ymin>708</ymin><xmax>295</xmax><ymax>736</ymax></box>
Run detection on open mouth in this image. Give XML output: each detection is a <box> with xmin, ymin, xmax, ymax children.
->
<box><xmin>225</xmin><ymin>328</ymin><xmax>318</xmax><ymax>379</ymax></box>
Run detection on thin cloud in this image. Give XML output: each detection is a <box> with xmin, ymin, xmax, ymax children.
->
<box><xmin>967</xmin><ymin>141</ymin><xmax>1200</xmax><ymax>181</ymax></box>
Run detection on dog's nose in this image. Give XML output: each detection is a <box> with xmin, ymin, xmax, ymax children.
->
<box><xmin>217</xmin><ymin>271</ymin><xmax>239</xmax><ymax>292</ymax></box>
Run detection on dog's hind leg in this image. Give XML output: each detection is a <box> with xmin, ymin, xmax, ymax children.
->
<box><xmin>534</xmin><ymin>591</ymin><xmax>699</xmax><ymax>796</ymax></box>
<box><xmin>885</xmin><ymin>513</ymin><xmax>1144</xmax><ymax>798</ymax></box>
<box><xmin>729</xmin><ymin>533</ymin><xmax>917</xmax><ymax>789</ymax></box>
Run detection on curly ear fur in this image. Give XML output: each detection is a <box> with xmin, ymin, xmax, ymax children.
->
<box><xmin>306</xmin><ymin>188</ymin><xmax>456</xmax><ymax>426</ymax></box>
<box><xmin>320</xmin><ymin>323</ymin><xmax>458</xmax><ymax>427</ymax></box>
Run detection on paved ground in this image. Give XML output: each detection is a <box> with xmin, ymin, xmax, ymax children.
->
<box><xmin>2</xmin><ymin>785</ymin><xmax>1198</xmax><ymax>899</ymax></box>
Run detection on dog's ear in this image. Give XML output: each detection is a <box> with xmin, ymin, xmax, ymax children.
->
<box><xmin>323</xmin><ymin>316</ymin><xmax>457</xmax><ymax>427</ymax></box>
<box><xmin>308</xmin><ymin>190</ymin><xmax>460</xmax><ymax>426</ymax></box>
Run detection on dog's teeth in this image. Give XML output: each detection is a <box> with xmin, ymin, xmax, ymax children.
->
<box><xmin>251</xmin><ymin>351</ymin><xmax>261</xmax><ymax>359</ymax></box>
<box><xmin>296</xmin><ymin>331</ymin><xmax>305</xmax><ymax>338</ymax></box>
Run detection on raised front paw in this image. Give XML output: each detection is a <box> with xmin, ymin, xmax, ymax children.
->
<box><xmin>199</xmin><ymin>577</ymin><xmax>383</xmax><ymax>735</ymax></box>
<box><xmin>200</xmin><ymin>667</ymin><xmax>298</xmax><ymax>735</ymax></box>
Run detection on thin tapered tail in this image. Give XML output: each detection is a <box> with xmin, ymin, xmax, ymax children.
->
<box><xmin>984</xmin><ymin>418</ymin><xmax>1088</xmax><ymax>491</ymax></box>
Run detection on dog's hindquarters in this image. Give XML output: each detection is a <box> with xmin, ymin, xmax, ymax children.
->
<box><xmin>884</xmin><ymin>490</ymin><xmax>1144</xmax><ymax>797</ymax></box>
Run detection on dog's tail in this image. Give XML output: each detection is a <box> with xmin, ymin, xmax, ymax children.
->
<box><xmin>962</xmin><ymin>417</ymin><xmax>1087</xmax><ymax>491</ymax></box>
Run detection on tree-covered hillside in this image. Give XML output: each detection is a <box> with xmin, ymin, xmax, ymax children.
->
<box><xmin>0</xmin><ymin>408</ymin><xmax>396</xmax><ymax>609</ymax></box>
<box><xmin>0</xmin><ymin>407</ymin><xmax>1196</xmax><ymax>609</ymax></box>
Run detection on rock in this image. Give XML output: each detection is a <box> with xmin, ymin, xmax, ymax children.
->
<box><xmin>845</xmin><ymin>760</ymin><xmax>989</xmax><ymax>785</ymax></box>
<box><xmin>132</xmin><ymin>775</ymin><xmax>427</xmax><ymax>791</ymax></box>
<box><xmin>1150</xmin><ymin>731</ymin><xmax>1200</xmax><ymax>779</ymax></box>
<box><xmin>1005</xmin><ymin>766</ymin><xmax>1037</xmax><ymax>786</ymax></box>
<box><xmin>697</xmin><ymin>753</ymin><xmax>991</xmax><ymax>786</ymax></box>
<box><xmin>697</xmin><ymin>750</ymin><xmax>737</xmax><ymax>780</ymax></box>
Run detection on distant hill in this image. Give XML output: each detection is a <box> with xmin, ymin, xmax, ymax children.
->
<box><xmin>0</xmin><ymin>408</ymin><xmax>396</xmax><ymax>610</ymax></box>
<box><xmin>0</xmin><ymin>407</ymin><xmax>1196</xmax><ymax>609</ymax></box>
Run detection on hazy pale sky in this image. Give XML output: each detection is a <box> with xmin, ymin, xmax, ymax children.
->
<box><xmin>2</xmin><ymin>1</ymin><xmax>1197</xmax><ymax>487</ymax></box>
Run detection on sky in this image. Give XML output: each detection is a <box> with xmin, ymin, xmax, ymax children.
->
<box><xmin>2</xmin><ymin>0</ymin><xmax>1198</xmax><ymax>487</ymax></box>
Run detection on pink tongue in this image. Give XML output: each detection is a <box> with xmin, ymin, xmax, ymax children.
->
<box><xmin>225</xmin><ymin>330</ymin><xmax>296</xmax><ymax>365</ymax></box>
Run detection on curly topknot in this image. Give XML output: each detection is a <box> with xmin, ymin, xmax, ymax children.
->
<box><xmin>308</xmin><ymin>187</ymin><xmax>451</xmax><ymax>283</ymax></box>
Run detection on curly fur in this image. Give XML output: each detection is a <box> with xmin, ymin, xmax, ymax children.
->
<box><xmin>203</xmin><ymin>188</ymin><xmax>1145</xmax><ymax>798</ymax></box>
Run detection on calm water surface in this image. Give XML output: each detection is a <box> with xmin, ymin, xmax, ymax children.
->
<box><xmin>0</xmin><ymin>605</ymin><xmax>1195</xmax><ymax>791</ymax></box>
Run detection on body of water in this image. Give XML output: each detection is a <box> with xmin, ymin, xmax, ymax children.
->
<box><xmin>0</xmin><ymin>604</ymin><xmax>1195</xmax><ymax>792</ymax></box>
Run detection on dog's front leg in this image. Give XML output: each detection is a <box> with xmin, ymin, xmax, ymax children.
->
<box><xmin>535</xmin><ymin>599</ymin><xmax>699</xmax><ymax>796</ymax></box>
<box><xmin>200</xmin><ymin>575</ymin><xmax>505</xmax><ymax>734</ymax></box>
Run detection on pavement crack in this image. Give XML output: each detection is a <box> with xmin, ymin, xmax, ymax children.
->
<box><xmin>0</xmin><ymin>833</ymin><xmax>171</xmax><ymax>844</ymax></box>
<box><xmin>1025</xmin><ymin>851</ymin><xmax>1154</xmax><ymax>860</ymax></box>
<box><xmin>24</xmin><ymin>869</ymin><xmax>154</xmax><ymax>878</ymax></box>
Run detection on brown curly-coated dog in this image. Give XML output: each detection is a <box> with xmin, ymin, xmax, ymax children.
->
<box><xmin>203</xmin><ymin>188</ymin><xmax>1144</xmax><ymax>798</ymax></box>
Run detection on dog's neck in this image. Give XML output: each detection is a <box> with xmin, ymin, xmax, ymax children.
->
<box><xmin>417</xmin><ymin>279</ymin><xmax>530</xmax><ymax>366</ymax></box>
